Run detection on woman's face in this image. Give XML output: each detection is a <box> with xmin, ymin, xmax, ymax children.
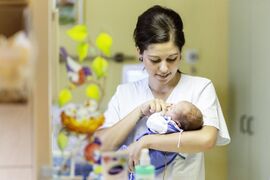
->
<box><xmin>141</xmin><ymin>40</ymin><xmax>181</xmax><ymax>85</ymax></box>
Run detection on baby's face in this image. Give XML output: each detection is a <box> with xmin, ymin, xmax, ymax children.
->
<box><xmin>165</xmin><ymin>104</ymin><xmax>183</xmax><ymax>126</ymax></box>
<box><xmin>165</xmin><ymin>102</ymin><xmax>190</xmax><ymax>127</ymax></box>
<box><xmin>165</xmin><ymin>105</ymin><xmax>178</xmax><ymax>118</ymax></box>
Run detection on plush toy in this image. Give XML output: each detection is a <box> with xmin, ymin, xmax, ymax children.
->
<box><xmin>60</xmin><ymin>103</ymin><xmax>104</xmax><ymax>134</ymax></box>
<box><xmin>84</xmin><ymin>137</ymin><xmax>102</xmax><ymax>163</ymax></box>
<box><xmin>0</xmin><ymin>32</ymin><xmax>32</xmax><ymax>102</ymax></box>
<box><xmin>60</xmin><ymin>47</ymin><xmax>92</xmax><ymax>86</ymax></box>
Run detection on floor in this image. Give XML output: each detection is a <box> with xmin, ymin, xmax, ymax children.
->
<box><xmin>0</xmin><ymin>104</ymin><xmax>33</xmax><ymax>180</ymax></box>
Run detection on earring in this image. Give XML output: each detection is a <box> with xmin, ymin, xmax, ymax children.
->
<box><xmin>139</xmin><ymin>57</ymin><xmax>143</xmax><ymax>61</ymax></box>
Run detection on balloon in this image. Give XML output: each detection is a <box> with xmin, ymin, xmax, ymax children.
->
<box><xmin>66</xmin><ymin>25</ymin><xmax>88</xmax><ymax>42</ymax></box>
<box><xmin>57</xmin><ymin>131</ymin><xmax>69</xmax><ymax>151</ymax></box>
<box><xmin>92</xmin><ymin>56</ymin><xmax>108</xmax><ymax>78</ymax></box>
<box><xmin>77</xmin><ymin>42</ymin><xmax>89</xmax><ymax>62</ymax></box>
<box><xmin>86</xmin><ymin>84</ymin><xmax>100</xmax><ymax>100</ymax></box>
<box><xmin>58</xmin><ymin>88</ymin><xmax>72</xmax><ymax>107</ymax></box>
<box><xmin>96</xmin><ymin>33</ymin><xmax>112</xmax><ymax>56</ymax></box>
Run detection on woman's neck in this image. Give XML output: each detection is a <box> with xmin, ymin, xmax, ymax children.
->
<box><xmin>148</xmin><ymin>72</ymin><xmax>181</xmax><ymax>98</ymax></box>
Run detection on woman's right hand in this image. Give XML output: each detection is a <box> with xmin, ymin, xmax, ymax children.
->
<box><xmin>140</xmin><ymin>99</ymin><xmax>168</xmax><ymax>117</ymax></box>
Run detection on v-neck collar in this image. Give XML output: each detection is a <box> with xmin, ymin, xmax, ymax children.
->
<box><xmin>145</xmin><ymin>73</ymin><xmax>183</xmax><ymax>103</ymax></box>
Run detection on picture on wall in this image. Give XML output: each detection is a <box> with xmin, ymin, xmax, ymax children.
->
<box><xmin>57</xmin><ymin>0</ymin><xmax>84</xmax><ymax>25</ymax></box>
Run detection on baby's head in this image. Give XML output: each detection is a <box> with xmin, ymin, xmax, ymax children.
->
<box><xmin>165</xmin><ymin>101</ymin><xmax>203</xmax><ymax>131</ymax></box>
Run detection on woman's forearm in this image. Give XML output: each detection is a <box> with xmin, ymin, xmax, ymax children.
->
<box><xmin>96</xmin><ymin>106</ymin><xmax>143</xmax><ymax>151</ymax></box>
<box><xmin>143</xmin><ymin>126</ymin><xmax>218</xmax><ymax>153</ymax></box>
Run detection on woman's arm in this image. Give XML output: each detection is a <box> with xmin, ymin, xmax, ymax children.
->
<box><xmin>96</xmin><ymin>106</ymin><xmax>142</xmax><ymax>151</ymax></box>
<box><xmin>96</xmin><ymin>99</ymin><xmax>167</xmax><ymax>151</ymax></box>
<box><xmin>143</xmin><ymin>125</ymin><xmax>217</xmax><ymax>153</ymax></box>
<box><xmin>126</xmin><ymin>126</ymin><xmax>217</xmax><ymax>171</ymax></box>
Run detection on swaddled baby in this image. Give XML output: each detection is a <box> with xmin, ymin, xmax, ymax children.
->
<box><xmin>138</xmin><ymin>101</ymin><xmax>203</xmax><ymax>175</ymax></box>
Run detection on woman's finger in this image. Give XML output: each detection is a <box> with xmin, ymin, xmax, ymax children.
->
<box><xmin>155</xmin><ymin>99</ymin><xmax>162</xmax><ymax>112</ymax></box>
<box><xmin>141</xmin><ymin>99</ymin><xmax>167</xmax><ymax>116</ymax></box>
<box><xmin>149</xmin><ymin>100</ymin><xmax>156</xmax><ymax>113</ymax></box>
<box><xmin>156</xmin><ymin>99</ymin><xmax>167</xmax><ymax>113</ymax></box>
<box><xmin>128</xmin><ymin>158</ymin><xmax>134</xmax><ymax>172</ymax></box>
<box><xmin>160</xmin><ymin>100</ymin><xmax>167</xmax><ymax>114</ymax></box>
<box><xmin>133</xmin><ymin>159</ymin><xmax>139</xmax><ymax>166</ymax></box>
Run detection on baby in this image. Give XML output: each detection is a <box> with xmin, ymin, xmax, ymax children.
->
<box><xmin>147</xmin><ymin>101</ymin><xmax>203</xmax><ymax>134</ymax></box>
<box><xmin>138</xmin><ymin>101</ymin><xmax>203</xmax><ymax>175</ymax></box>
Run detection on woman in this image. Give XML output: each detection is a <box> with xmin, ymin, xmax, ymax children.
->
<box><xmin>97</xmin><ymin>5</ymin><xmax>230</xmax><ymax>180</ymax></box>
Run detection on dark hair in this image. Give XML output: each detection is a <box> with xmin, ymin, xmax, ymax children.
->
<box><xmin>181</xmin><ymin>104</ymin><xmax>203</xmax><ymax>131</ymax></box>
<box><xmin>133</xmin><ymin>5</ymin><xmax>185</xmax><ymax>54</ymax></box>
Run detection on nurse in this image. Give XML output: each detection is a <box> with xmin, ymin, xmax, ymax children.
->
<box><xmin>97</xmin><ymin>5</ymin><xmax>230</xmax><ymax>180</ymax></box>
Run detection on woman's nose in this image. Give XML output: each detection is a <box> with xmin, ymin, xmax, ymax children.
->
<box><xmin>159</xmin><ymin>61</ymin><xmax>169</xmax><ymax>73</ymax></box>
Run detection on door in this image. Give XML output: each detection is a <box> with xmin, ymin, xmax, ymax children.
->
<box><xmin>249</xmin><ymin>1</ymin><xmax>270</xmax><ymax>179</ymax></box>
<box><xmin>228</xmin><ymin>0</ymin><xmax>252</xmax><ymax>179</ymax></box>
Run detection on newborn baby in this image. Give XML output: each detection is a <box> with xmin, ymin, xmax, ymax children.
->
<box><xmin>139</xmin><ymin>101</ymin><xmax>203</xmax><ymax>175</ymax></box>
<box><xmin>147</xmin><ymin>101</ymin><xmax>203</xmax><ymax>134</ymax></box>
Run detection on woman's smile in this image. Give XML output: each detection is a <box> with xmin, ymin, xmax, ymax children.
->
<box><xmin>155</xmin><ymin>73</ymin><xmax>171</xmax><ymax>80</ymax></box>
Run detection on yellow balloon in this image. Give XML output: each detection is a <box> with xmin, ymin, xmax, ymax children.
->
<box><xmin>96</xmin><ymin>33</ymin><xmax>112</xmax><ymax>56</ymax></box>
<box><xmin>58</xmin><ymin>88</ymin><xmax>72</xmax><ymax>107</ymax></box>
<box><xmin>77</xmin><ymin>42</ymin><xmax>89</xmax><ymax>62</ymax></box>
<box><xmin>94</xmin><ymin>165</ymin><xmax>103</xmax><ymax>174</ymax></box>
<box><xmin>92</xmin><ymin>56</ymin><xmax>108</xmax><ymax>78</ymax></box>
<box><xmin>86</xmin><ymin>84</ymin><xmax>100</xmax><ymax>100</ymax></box>
<box><xmin>66</xmin><ymin>25</ymin><xmax>88</xmax><ymax>42</ymax></box>
<box><xmin>57</xmin><ymin>131</ymin><xmax>69</xmax><ymax>151</ymax></box>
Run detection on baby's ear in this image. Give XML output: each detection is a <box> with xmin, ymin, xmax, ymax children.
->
<box><xmin>175</xmin><ymin>120</ymin><xmax>181</xmax><ymax>128</ymax></box>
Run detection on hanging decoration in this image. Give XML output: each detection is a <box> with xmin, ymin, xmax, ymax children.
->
<box><xmin>56</xmin><ymin>24</ymin><xmax>112</xmax><ymax>178</ymax></box>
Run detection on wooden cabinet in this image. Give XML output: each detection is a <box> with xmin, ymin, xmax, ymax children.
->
<box><xmin>31</xmin><ymin>0</ymin><xmax>53</xmax><ymax>179</ymax></box>
<box><xmin>229</xmin><ymin>0</ymin><xmax>270</xmax><ymax>179</ymax></box>
<box><xmin>0</xmin><ymin>0</ymin><xmax>28</xmax><ymax>4</ymax></box>
<box><xmin>0</xmin><ymin>1</ymin><xmax>33</xmax><ymax>180</ymax></box>
<box><xmin>0</xmin><ymin>1</ymin><xmax>28</xmax><ymax>37</ymax></box>
<box><xmin>0</xmin><ymin>105</ymin><xmax>33</xmax><ymax>180</ymax></box>
<box><xmin>0</xmin><ymin>0</ymin><xmax>52</xmax><ymax>179</ymax></box>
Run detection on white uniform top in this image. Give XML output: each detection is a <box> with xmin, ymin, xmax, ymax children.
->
<box><xmin>103</xmin><ymin>74</ymin><xmax>230</xmax><ymax>180</ymax></box>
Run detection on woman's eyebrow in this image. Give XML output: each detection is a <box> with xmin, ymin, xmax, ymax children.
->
<box><xmin>168</xmin><ymin>53</ymin><xmax>178</xmax><ymax>57</ymax></box>
<box><xmin>148</xmin><ymin>53</ymin><xmax>178</xmax><ymax>58</ymax></box>
<box><xmin>148</xmin><ymin>55</ymin><xmax>160</xmax><ymax>58</ymax></box>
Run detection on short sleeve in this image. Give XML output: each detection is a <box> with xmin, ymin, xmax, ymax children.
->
<box><xmin>100</xmin><ymin>86</ymin><xmax>121</xmax><ymax>129</ymax></box>
<box><xmin>195</xmin><ymin>81</ymin><xmax>230</xmax><ymax>146</ymax></box>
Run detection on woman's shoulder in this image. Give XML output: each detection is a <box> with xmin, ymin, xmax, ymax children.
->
<box><xmin>113</xmin><ymin>78</ymin><xmax>149</xmax><ymax>110</ymax></box>
<box><xmin>181</xmin><ymin>74</ymin><xmax>212</xmax><ymax>87</ymax></box>
<box><xmin>116</xmin><ymin>78</ymin><xmax>148</xmax><ymax>91</ymax></box>
<box><xmin>179</xmin><ymin>74</ymin><xmax>218</xmax><ymax>102</ymax></box>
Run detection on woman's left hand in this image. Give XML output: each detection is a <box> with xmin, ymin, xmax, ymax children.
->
<box><xmin>126</xmin><ymin>137</ymin><xmax>148</xmax><ymax>172</ymax></box>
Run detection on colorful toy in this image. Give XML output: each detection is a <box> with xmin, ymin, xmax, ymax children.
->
<box><xmin>60</xmin><ymin>47</ymin><xmax>92</xmax><ymax>86</ymax></box>
<box><xmin>55</xmin><ymin>24</ymin><xmax>112</xmax><ymax>179</ymax></box>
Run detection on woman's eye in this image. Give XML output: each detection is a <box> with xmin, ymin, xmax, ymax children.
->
<box><xmin>167</xmin><ymin>57</ymin><xmax>177</xmax><ymax>62</ymax></box>
<box><xmin>150</xmin><ymin>59</ymin><xmax>160</xmax><ymax>63</ymax></box>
